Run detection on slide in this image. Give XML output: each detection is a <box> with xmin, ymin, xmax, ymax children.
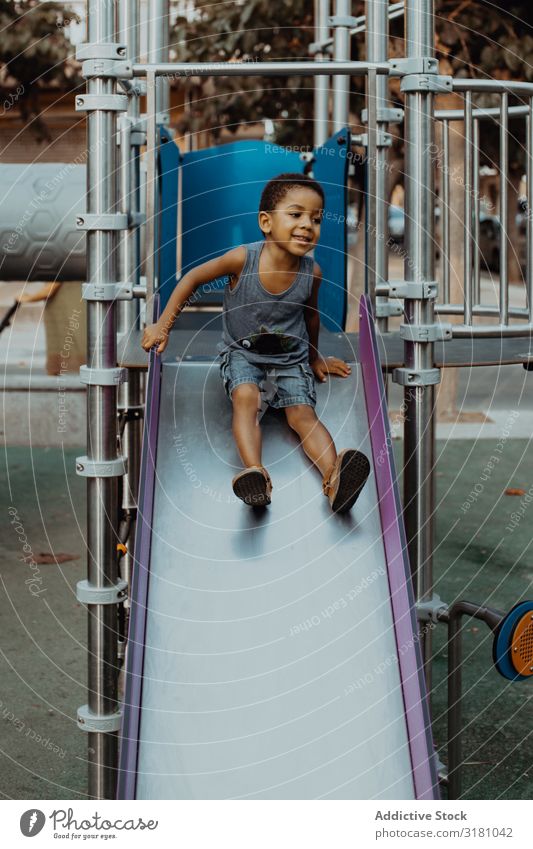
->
<box><xmin>117</xmin><ymin>297</ymin><xmax>439</xmax><ymax>800</ymax></box>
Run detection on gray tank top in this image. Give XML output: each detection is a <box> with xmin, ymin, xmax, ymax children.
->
<box><xmin>220</xmin><ymin>241</ymin><xmax>315</xmax><ymax>366</ymax></box>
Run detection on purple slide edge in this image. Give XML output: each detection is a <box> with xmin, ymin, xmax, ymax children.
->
<box><xmin>359</xmin><ymin>294</ymin><xmax>440</xmax><ymax>801</ymax></box>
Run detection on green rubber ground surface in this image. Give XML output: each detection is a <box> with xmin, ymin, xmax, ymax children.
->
<box><xmin>0</xmin><ymin>441</ymin><xmax>531</xmax><ymax>800</ymax></box>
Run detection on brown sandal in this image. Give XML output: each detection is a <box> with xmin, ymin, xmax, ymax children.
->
<box><xmin>323</xmin><ymin>449</ymin><xmax>370</xmax><ymax>514</ymax></box>
<box><xmin>232</xmin><ymin>466</ymin><xmax>272</xmax><ymax>507</ymax></box>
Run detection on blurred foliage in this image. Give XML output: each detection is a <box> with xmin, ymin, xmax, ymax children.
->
<box><xmin>170</xmin><ymin>0</ymin><xmax>319</xmax><ymax>146</ymax></box>
<box><xmin>432</xmin><ymin>1</ymin><xmax>533</xmax><ymax>178</ymax></box>
<box><xmin>172</xmin><ymin>0</ymin><xmax>533</xmax><ymax>163</ymax></box>
<box><xmin>0</xmin><ymin>0</ymin><xmax>81</xmax><ymax>140</ymax></box>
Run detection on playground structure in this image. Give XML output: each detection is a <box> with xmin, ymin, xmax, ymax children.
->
<box><xmin>3</xmin><ymin>0</ymin><xmax>533</xmax><ymax>800</ymax></box>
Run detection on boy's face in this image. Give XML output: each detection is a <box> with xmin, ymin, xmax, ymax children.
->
<box><xmin>259</xmin><ymin>187</ymin><xmax>323</xmax><ymax>256</ymax></box>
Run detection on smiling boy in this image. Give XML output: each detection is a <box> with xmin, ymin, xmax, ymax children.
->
<box><xmin>142</xmin><ymin>173</ymin><xmax>370</xmax><ymax>511</ymax></box>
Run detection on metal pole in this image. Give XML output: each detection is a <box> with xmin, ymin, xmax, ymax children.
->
<box><xmin>526</xmin><ymin>97</ymin><xmax>533</xmax><ymax>324</ymax></box>
<box><xmin>132</xmin><ymin>60</ymin><xmax>390</xmax><ymax>78</ymax></box>
<box><xmin>145</xmin><ymin>70</ymin><xmax>158</xmax><ymax>309</ymax></box>
<box><xmin>464</xmin><ymin>90</ymin><xmax>473</xmax><ymax>325</ymax></box>
<box><xmin>81</xmin><ymin>0</ymin><xmax>124</xmax><ymax>800</ymax></box>
<box><xmin>366</xmin><ymin>0</ymin><xmax>390</xmax><ymax>331</ymax></box>
<box><xmin>332</xmin><ymin>0</ymin><xmax>351</xmax><ymax>131</ymax></box>
<box><xmin>500</xmin><ymin>92</ymin><xmax>509</xmax><ymax>325</ymax></box>
<box><xmin>439</xmin><ymin>603</ymin><xmax>502</xmax><ymax>799</ymax></box>
<box><xmin>117</xmin><ymin>0</ymin><xmax>144</xmax><ymax>605</ymax></box>
<box><xmin>314</xmin><ymin>0</ymin><xmax>331</xmax><ymax>147</ymax></box>
<box><xmin>473</xmin><ymin>117</ymin><xmax>480</xmax><ymax>308</ymax></box>
<box><xmin>442</xmin><ymin>119</ymin><xmax>450</xmax><ymax>303</ymax></box>
<box><xmin>148</xmin><ymin>0</ymin><xmax>170</xmax><ymax>124</ymax></box>
<box><xmin>398</xmin><ymin>0</ymin><xmax>437</xmax><ymax>683</ymax></box>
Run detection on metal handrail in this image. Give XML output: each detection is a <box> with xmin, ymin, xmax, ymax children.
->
<box><xmin>435</xmin><ymin>104</ymin><xmax>531</xmax><ymax>122</ymax></box>
<box><xmin>437</xmin><ymin>603</ymin><xmax>503</xmax><ymax>800</ymax></box>
<box><xmin>452</xmin><ymin>78</ymin><xmax>533</xmax><ymax>95</ymax></box>
<box><xmin>131</xmin><ymin>60</ymin><xmax>391</xmax><ymax>78</ymax></box>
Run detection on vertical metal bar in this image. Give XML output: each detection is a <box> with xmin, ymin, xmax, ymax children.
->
<box><xmin>85</xmin><ymin>0</ymin><xmax>121</xmax><ymax>801</ymax></box>
<box><xmin>500</xmin><ymin>91</ymin><xmax>509</xmax><ymax>325</ymax></box>
<box><xmin>314</xmin><ymin>0</ymin><xmax>331</xmax><ymax>148</ymax></box>
<box><xmin>117</xmin><ymin>0</ymin><xmax>143</xmax><ymax>598</ymax></box>
<box><xmin>447</xmin><ymin>613</ymin><xmax>463</xmax><ymax>800</ymax></box>
<box><xmin>443</xmin><ymin>602</ymin><xmax>503</xmax><ymax>799</ymax></box>
<box><xmin>527</xmin><ymin>97</ymin><xmax>533</xmax><ymax>321</ymax></box>
<box><xmin>366</xmin><ymin>68</ymin><xmax>378</xmax><ymax>307</ymax></box>
<box><xmin>401</xmin><ymin>0</ymin><xmax>436</xmax><ymax>685</ymax></box>
<box><xmin>473</xmin><ymin>117</ymin><xmax>481</xmax><ymax>308</ymax></box>
<box><xmin>145</xmin><ymin>69</ymin><xmax>158</xmax><ymax>310</ymax></box>
<box><xmin>332</xmin><ymin>0</ymin><xmax>351</xmax><ymax>131</ymax></box>
<box><xmin>464</xmin><ymin>90</ymin><xmax>473</xmax><ymax>325</ymax></box>
<box><xmin>442</xmin><ymin>119</ymin><xmax>450</xmax><ymax>303</ymax></box>
<box><xmin>148</xmin><ymin>0</ymin><xmax>170</xmax><ymax>123</ymax></box>
<box><xmin>366</xmin><ymin>0</ymin><xmax>390</xmax><ymax>332</ymax></box>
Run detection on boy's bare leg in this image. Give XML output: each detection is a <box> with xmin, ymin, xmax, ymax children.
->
<box><xmin>231</xmin><ymin>383</ymin><xmax>263</xmax><ymax>468</ymax></box>
<box><xmin>284</xmin><ymin>404</ymin><xmax>337</xmax><ymax>478</ymax></box>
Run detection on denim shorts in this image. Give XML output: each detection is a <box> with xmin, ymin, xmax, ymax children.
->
<box><xmin>219</xmin><ymin>350</ymin><xmax>317</xmax><ymax>409</ymax></box>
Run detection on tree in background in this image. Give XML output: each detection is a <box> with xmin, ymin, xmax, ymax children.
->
<box><xmin>0</xmin><ymin>0</ymin><xmax>80</xmax><ymax>141</ymax></box>
<box><xmin>170</xmin><ymin>0</ymin><xmax>319</xmax><ymax>145</ymax></box>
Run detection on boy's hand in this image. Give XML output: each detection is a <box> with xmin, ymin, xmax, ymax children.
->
<box><xmin>141</xmin><ymin>322</ymin><xmax>169</xmax><ymax>354</ymax></box>
<box><xmin>310</xmin><ymin>355</ymin><xmax>352</xmax><ymax>382</ymax></box>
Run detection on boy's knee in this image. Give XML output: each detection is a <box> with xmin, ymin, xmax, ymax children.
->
<box><xmin>285</xmin><ymin>404</ymin><xmax>316</xmax><ymax>428</ymax></box>
<box><xmin>232</xmin><ymin>383</ymin><xmax>261</xmax><ymax>409</ymax></box>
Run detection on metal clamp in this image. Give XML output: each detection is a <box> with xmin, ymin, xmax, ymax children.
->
<box><xmin>81</xmin><ymin>59</ymin><xmax>133</xmax><ymax>80</ymax></box>
<box><xmin>393</xmin><ymin>367</ymin><xmax>441</xmax><ymax>387</ymax></box>
<box><xmin>82</xmin><ymin>282</ymin><xmax>134</xmax><ymax>302</ymax></box>
<box><xmin>131</xmin><ymin>80</ymin><xmax>147</xmax><ymax>97</ymax></box>
<box><xmin>131</xmin><ymin>130</ymin><xmax>147</xmax><ymax>146</ymax></box>
<box><xmin>76</xmin><ymin>579</ymin><xmax>128</xmax><ymax>606</ymax></box>
<box><xmin>118</xmin><ymin>115</ymin><xmax>147</xmax><ymax>132</ymax></box>
<box><xmin>328</xmin><ymin>14</ymin><xmax>359</xmax><ymax>27</ymax></box>
<box><xmin>76</xmin><ymin>456</ymin><xmax>127</xmax><ymax>478</ymax></box>
<box><xmin>77</xmin><ymin>705</ymin><xmax>122</xmax><ymax>734</ymax></box>
<box><xmin>129</xmin><ymin>116</ymin><xmax>148</xmax><ymax>146</ymax></box>
<box><xmin>75</xmin><ymin>94</ymin><xmax>128</xmax><ymax>112</ymax></box>
<box><xmin>76</xmin><ymin>43</ymin><xmax>127</xmax><ymax>62</ymax></box>
<box><xmin>79</xmin><ymin>365</ymin><xmax>127</xmax><ymax>387</ymax></box>
<box><xmin>400</xmin><ymin>322</ymin><xmax>453</xmax><ymax>343</ymax></box>
<box><xmin>361</xmin><ymin>107</ymin><xmax>404</xmax><ymax>124</ymax></box>
<box><xmin>308</xmin><ymin>40</ymin><xmax>334</xmax><ymax>56</ymax></box>
<box><xmin>375</xmin><ymin>299</ymin><xmax>403</xmax><ymax>318</ymax></box>
<box><xmin>129</xmin><ymin>211</ymin><xmax>146</xmax><ymax>226</ymax></box>
<box><xmin>76</xmin><ymin>213</ymin><xmax>129</xmax><ymax>231</ymax></box>
<box><xmin>389</xmin><ymin>57</ymin><xmax>439</xmax><ymax>76</ymax></box>
<box><xmin>387</xmin><ymin>280</ymin><xmax>438</xmax><ymax>300</ymax></box>
<box><xmin>358</xmin><ymin>131</ymin><xmax>392</xmax><ymax>148</ymax></box>
<box><xmin>417</xmin><ymin>594</ymin><xmax>449</xmax><ymax>624</ymax></box>
<box><xmin>401</xmin><ymin>74</ymin><xmax>453</xmax><ymax>94</ymax></box>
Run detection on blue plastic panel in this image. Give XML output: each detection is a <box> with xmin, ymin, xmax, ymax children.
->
<box><xmin>158</xmin><ymin>126</ymin><xmax>180</xmax><ymax>300</ymax></box>
<box><xmin>158</xmin><ymin>133</ymin><xmax>350</xmax><ymax>331</ymax></box>
<box><xmin>312</xmin><ymin>130</ymin><xmax>350</xmax><ymax>331</ymax></box>
<box><xmin>181</xmin><ymin>140</ymin><xmax>302</xmax><ymax>281</ymax></box>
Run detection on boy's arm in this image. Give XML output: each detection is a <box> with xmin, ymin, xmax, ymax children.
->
<box><xmin>141</xmin><ymin>246</ymin><xmax>246</xmax><ymax>353</ymax></box>
<box><xmin>16</xmin><ymin>282</ymin><xmax>62</xmax><ymax>303</ymax></box>
<box><xmin>304</xmin><ymin>263</ymin><xmax>351</xmax><ymax>382</ymax></box>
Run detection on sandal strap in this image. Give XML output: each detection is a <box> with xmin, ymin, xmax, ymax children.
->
<box><xmin>322</xmin><ymin>465</ymin><xmax>335</xmax><ymax>496</ymax></box>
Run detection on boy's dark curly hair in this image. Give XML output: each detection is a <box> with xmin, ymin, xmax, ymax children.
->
<box><xmin>259</xmin><ymin>173</ymin><xmax>325</xmax><ymax>213</ymax></box>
